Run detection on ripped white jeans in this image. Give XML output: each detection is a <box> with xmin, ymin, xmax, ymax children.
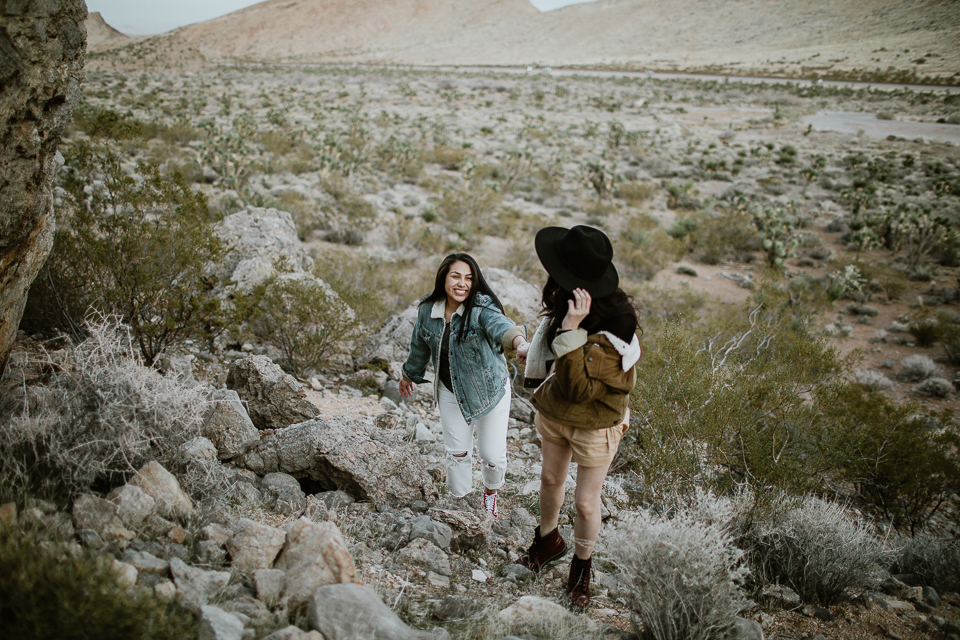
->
<box><xmin>437</xmin><ymin>383</ymin><xmax>510</xmax><ymax>498</ymax></box>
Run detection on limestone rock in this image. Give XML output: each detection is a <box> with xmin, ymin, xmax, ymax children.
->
<box><xmin>308</xmin><ymin>582</ymin><xmax>443</xmax><ymax>640</ymax></box>
<box><xmin>397</xmin><ymin>538</ymin><xmax>452</xmax><ymax>576</ymax></box>
<box><xmin>203</xmin><ymin>388</ymin><xmax>260</xmax><ymax>459</ymax></box>
<box><xmin>226</xmin><ymin>518</ymin><xmax>286</xmax><ymax>572</ymax></box>
<box><xmin>198</xmin><ymin>604</ymin><xmax>244</xmax><ymax>640</ymax></box>
<box><xmin>410</xmin><ymin>515</ymin><xmax>453</xmax><ymax>550</ymax></box>
<box><xmin>170</xmin><ymin>557</ymin><xmax>230</xmax><ymax>610</ymax></box>
<box><xmin>261</xmin><ymin>472</ymin><xmax>307</xmax><ymax>516</ymax></box>
<box><xmin>227</xmin><ymin>355</ymin><xmax>317</xmax><ymax>430</ymax></box>
<box><xmin>497</xmin><ymin>595</ymin><xmax>581</xmax><ymax>635</ymax></box>
<box><xmin>106</xmin><ymin>484</ymin><xmax>156</xmax><ymax>529</ymax></box>
<box><xmin>484</xmin><ymin>268</ymin><xmax>541</xmax><ymax>324</ymax></box>
<box><xmin>730</xmin><ymin>616</ymin><xmax>765</xmax><ymax>640</ymax></box>
<box><xmin>253</xmin><ymin>568</ymin><xmax>286</xmax><ymax>607</ymax></box>
<box><xmin>428</xmin><ymin>508</ymin><xmax>488</xmax><ymax>552</ymax></box>
<box><xmin>273</xmin><ymin>517</ymin><xmax>358</xmax><ymax>605</ymax></box>
<box><xmin>128</xmin><ymin>461</ymin><xmax>195</xmax><ymax>523</ymax></box>
<box><xmin>0</xmin><ymin>0</ymin><xmax>85</xmax><ymax>379</ymax></box>
<box><xmin>71</xmin><ymin>494</ymin><xmax>134</xmax><ymax>547</ymax></box>
<box><xmin>242</xmin><ymin>417</ymin><xmax>437</xmax><ymax>508</ymax></box>
<box><xmin>214</xmin><ymin>207</ymin><xmax>314</xmax><ymax>293</ymax></box>
<box><xmin>121</xmin><ymin>550</ymin><xmax>170</xmax><ymax>577</ymax></box>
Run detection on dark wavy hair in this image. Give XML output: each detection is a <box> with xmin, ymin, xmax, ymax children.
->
<box><xmin>540</xmin><ymin>276</ymin><xmax>641</xmax><ymax>345</ymax></box>
<box><xmin>423</xmin><ymin>253</ymin><xmax>504</xmax><ymax>342</ymax></box>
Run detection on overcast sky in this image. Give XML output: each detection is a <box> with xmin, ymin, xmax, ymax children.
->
<box><xmin>86</xmin><ymin>0</ymin><xmax>598</xmax><ymax>36</ymax></box>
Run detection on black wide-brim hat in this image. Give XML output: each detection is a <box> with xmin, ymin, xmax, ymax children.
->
<box><xmin>535</xmin><ymin>225</ymin><xmax>619</xmax><ymax>298</ymax></box>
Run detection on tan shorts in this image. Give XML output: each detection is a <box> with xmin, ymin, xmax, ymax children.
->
<box><xmin>535</xmin><ymin>410</ymin><xmax>629</xmax><ymax>469</ymax></box>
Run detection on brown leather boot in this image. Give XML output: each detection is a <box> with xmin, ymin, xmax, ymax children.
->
<box><xmin>566</xmin><ymin>554</ymin><xmax>592</xmax><ymax>608</ymax></box>
<box><xmin>518</xmin><ymin>525</ymin><xmax>566</xmax><ymax>572</ymax></box>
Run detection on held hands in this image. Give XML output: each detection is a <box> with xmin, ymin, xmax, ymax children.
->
<box><xmin>515</xmin><ymin>340</ymin><xmax>529</xmax><ymax>364</ymax></box>
<box><xmin>562</xmin><ymin>288</ymin><xmax>591</xmax><ymax>331</ymax></box>
<box><xmin>399</xmin><ymin>378</ymin><xmax>414</xmax><ymax>397</ymax></box>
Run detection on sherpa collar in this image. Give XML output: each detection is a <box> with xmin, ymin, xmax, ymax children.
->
<box><xmin>430</xmin><ymin>299</ymin><xmax>464</xmax><ymax>320</ymax></box>
<box><xmin>597</xmin><ymin>331</ymin><xmax>642</xmax><ymax>372</ymax></box>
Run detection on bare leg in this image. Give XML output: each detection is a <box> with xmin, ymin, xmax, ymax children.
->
<box><xmin>571</xmin><ymin>462</ymin><xmax>611</xmax><ymax>559</ymax></box>
<box><xmin>539</xmin><ymin>436</ymin><xmax>573</xmax><ymax>534</ymax></box>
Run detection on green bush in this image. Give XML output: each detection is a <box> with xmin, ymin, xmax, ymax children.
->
<box><xmin>0</xmin><ymin>524</ymin><xmax>197</xmax><ymax>640</ymax></box>
<box><xmin>817</xmin><ymin>385</ymin><xmax>960</xmax><ymax>533</ymax></box>
<box><xmin>24</xmin><ymin>142</ymin><xmax>226</xmax><ymax>364</ymax></box>
<box><xmin>688</xmin><ymin>204</ymin><xmax>760</xmax><ymax>265</ymax></box>
<box><xmin>627</xmin><ymin>304</ymin><xmax>848</xmax><ymax>498</ymax></box>
<box><xmin>236</xmin><ymin>275</ymin><xmax>359</xmax><ymax>377</ymax></box>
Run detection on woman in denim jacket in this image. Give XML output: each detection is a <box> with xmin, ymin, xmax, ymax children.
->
<box><xmin>400</xmin><ymin>253</ymin><xmax>527</xmax><ymax>517</ymax></box>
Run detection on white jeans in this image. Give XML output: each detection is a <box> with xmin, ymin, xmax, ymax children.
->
<box><xmin>437</xmin><ymin>383</ymin><xmax>510</xmax><ymax>498</ymax></box>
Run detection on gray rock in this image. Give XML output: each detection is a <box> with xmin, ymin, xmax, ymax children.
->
<box><xmin>316</xmin><ymin>490</ymin><xmax>356</xmax><ymax>511</ymax></box>
<box><xmin>433</xmin><ymin>595</ymin><xmax>478</xmax><ymax>621</ymax></box>
<box><xmin>273</xmin><ymin>517</ymin><xmax>358</xmax><ymax>606</ymax></box>
<box><xmin>308</xmin><ymin>582</ymin><xmax>442</xmax><ymax>640</ymax></box>
<box><xmin>0</xmin><ymin>0</ymin><xmax>84</xmax><ymax>380</ymax></box>
<box><xmin>203</xmin><ymin>389</ymin><xmax>260</xmax><ymax>459</ymax></box>
<box><xmin>170</xmin><ymin>557</ymin><xmax>230</xmax><ymax>610</ymax></box>
<box><xmin>501</xmin><ymin>564</ymin><xmax>535</xmax><ymax>583</ymax></box>
<box><xmin>227</xmin><ymin>355</ymin><xmax>318</xmax><ymax>430</ymax></box>
<box><xmin>801</xmin><ymin>604</ymin><xmax>834</xmax><ymax>621</ymax></box>
<box><xmin>197</xmin><ymin>540</ymin><xmax>227</xmax><ymax>566</ymax></box>
<box><xmin>428</xmin><ymin>508</ymin><xmax>488</xmax><ymax>552</ymax></box>
<box><xmin>359</xmin><ymin>304</ymin><xmax>420</xmax><ymax>365</ymax></box>
<box><xmin>261</xmin><ymin>626</ymin><xmax>315</xmax><ymax>640</ymax></box>
<box><xmin>497</xmin><ymin>596</ymin><xmax>581</xmax><ymax>636</ymax></box>
<box><xmin>71</xmin><ymin>494</ymin><xmax>134</xmax><ymax>547</ymax></box>
<box><xmin>198</xmin><ymin>605</ymin><xmax>244</xmax><ymax>640</ymax></box>
<box><xmin>729</xmin><ymin>616</ymin><xmax>765</xmax><ymax>640</ymax></box>
<box><xmin>128</xmin><ymin>461</ymin><xmax>195</xmax><ymax>523</ymax></box>
<box><xmin>181</xmin><ymin>436</ymin><xmax>219</xmax><ymax>462</ymax></box>
<box><xmin>510</xmin><ymin>397</ymin><xmax>536</xmax><ymax>424</ymax></box>
<box><xmin>382</xmin><ymin>380</ymin><xmax>408</xmax><ymax>405</ymax></box>
<box><xmin>262</xmin><ymin>472</ymin><xmax>307</xmax><ymax>516</ymax></box>
<box><xmin>253</xmin><ymin>568</ymin><xmax>286</xmax><ymax>606</ymax></box>
<box><xmin>155</xmin><ymin>353</ymin><xmax>193</xmax><ymax>378</ymax></box>
<box><xmin>761</xmin><ymin>584</ymin><xmax>801</xmax><ymax>609</ymax></box>
<box><xmin>398</xmin><ymin>538</ymin><xmax>452</xmax><ymax>576</ymax></box>
<box><xmin>76</xmin><ymin>528</ymin><xmax>103</xmax><ymax>548</ymax></box>
<box><xmin>923</xmin><ymin>586</ymin><xmax>942</xmax><ymax>608</ymax></box>
<box><xmin>226</xmin><ymin>518</ymin><xmax>287</xmax><ymax>572</ymax></box>
<box><xmin>214</xmin><ymin>207</ymin><xmax>314</xmax><ymax>293</ymax></box>
<box><xmin>106</xmin><ymin>484</ymin><xmax>156</xmax><ymax>529</ymax></box>
<box><xmin>410</xmin><ymin>515</ymin><xmax>453</xmax><ymax>550</ymax></box>
<box><xmin>121</xmin><ymin>550</ymin><xmax>170</xmax><ymax>577</ymax></box>
<box><xmin>242</xmin><ymin>418</ymin><xmax>437</xmax><ymax>508</ymax></box>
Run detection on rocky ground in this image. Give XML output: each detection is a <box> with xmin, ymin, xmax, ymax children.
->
<box><xmin>4</xmin><ymin>64</ymin><xmax>960</xmax><ymax>638</ymax></box>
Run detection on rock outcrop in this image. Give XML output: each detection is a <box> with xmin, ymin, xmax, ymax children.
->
<box><xmin>0</xmin><ymin>0</ymin><xmax>86</xmax><ymax>379</ymax></box>
<box><xmin>227</xmin><ymin>355</ymin><xmax>318</xmax><ymax>430</ymax></box>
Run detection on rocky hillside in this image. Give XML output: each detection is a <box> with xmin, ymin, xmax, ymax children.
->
<box><xmin>89</xmin><ymin>0</ymin><xmax>960</xmax><ymax>82</ymax></box>
<box><xmin>85</xmin><ymin>11</ymin><xmax>128</xmax><ymax>52</ymax></box>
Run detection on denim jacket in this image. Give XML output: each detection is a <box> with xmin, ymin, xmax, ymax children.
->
<box><xmin>403</xmin><ymin>294</ymin><xmax>523</xmax><ymax>424</ymax></box>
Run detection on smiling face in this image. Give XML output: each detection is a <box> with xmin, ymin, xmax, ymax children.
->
<box><xmin>444</xmin><ymin>260</ymin><xmax>473</xmax><ymax>307</ymax></box>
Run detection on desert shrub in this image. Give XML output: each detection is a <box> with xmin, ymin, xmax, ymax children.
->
<box><xmin>617</xmin><ymin>215</ymin><xmax>686</xmax><ymax>281</ymax></box>
<box><xmin>855</xmin><ymin>369</ymin><xmax>894</xmax><ymax>390</ymax></box>
<box><xmin>628</xmin><ymin>302</ymin><xmax>849</xmax><ymax>498</ymax></box>
<box><xmin>605</xmin><ymin>506</ymin><xmax>749</xmax><ymax>640</ymax></box>
<box><xmin>0</xmin><ymin>320</ymin><xmax>209</xmax><ymax>505</ymax></box>
<box><xmin>914</xmin><ymin>377</ymin><xmax>954</xmax><ymax>398</ymax></box>
<box><xmin>893</xmin><ymin>534</ymin><xmax>960</xmax><ymax>593</ymax></box>
<box><xmin>746</xmin><ymin>497</ymin><xmax>888</xmax><ymax>605</ymax></box>
<box><xmin>24</xmin><ymin>142</ymin><xmax>225</xmax><ymax>364</ymax></box>
<box><xmin>751</xmin><ymin>204</ymin><xmax>801</xmax><ymax>269</ymax></box>
<box><xmin>664</xmin><ymin>180</ymin><xmax>699</xmax><ymax>211</ymax></box>
<box><xmin>825</xmin><ymin>264</ymin><xmax>866</xmax><ymax>301</ymax></box>
<box><xmin>817</xmin><ymin>385</ymin><xmax>960</xmax><ymax>533</ymax></box>
<box><xmin>436</xmin><ymin>185</ymin><xmax>502</xmax><ymax>232</ymax></box>
<box><xmin>937</xmin><ymin>312</ymin><xmax>960</xmax><ymax>365</ymax></box>
<box><xmin>235</xmin><ymin>274</ymin><xmax>359</xmax><ymax>377</ymax></box>
<box><xmin>897</xmin><ymin>354</ymin><xmax>942</xmax><ymax>381</ymax></box>
<box><xmin>907</xmin><ymin>314</ymin><xmax>942</xmax><ymax>347</ymax></box>
<box><xmin>688</xmin><ymin>205</ymin><xmax>759</xmax><ymax>265</ymax></box>
<box><xmin>614</xmin><ymin>180</ymin><xmax>657</xmax><ymax>206</ymax></box>
<box><xmin>0</xmin><ymin>524</ymin><xmax>197</xmax><ymax>640</ymax></box>
<box><xmin>582</xmin><ymin>160</ymin><xmax>619</xmax><ymax>201</ymax></box>
<box><xmin>847</xmin><ymin>303</ymin><xmax>879</xmax><ymax>317</ymax></box>
<box><xmin>197</xmin><ymin>114</ymin><xmax>257</xmax><ymax>188</ymax></box>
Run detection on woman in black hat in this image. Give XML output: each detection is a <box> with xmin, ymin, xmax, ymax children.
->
<box><xmin>516</xmin><ymin>225</ymin><xmax>641</xmax><ymax>608</ymax></box>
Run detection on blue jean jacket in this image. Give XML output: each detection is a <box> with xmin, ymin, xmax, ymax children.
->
<box><xmin>403</xmin><ymin>293</ymin><xmax>516</xmax><ymax>424</ymax></box>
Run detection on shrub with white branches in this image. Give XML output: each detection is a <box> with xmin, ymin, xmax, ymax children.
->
<box><xmin>605</xmin><ymin>505</ymin><xmax>749</xmax><ymax>640</ymax></box>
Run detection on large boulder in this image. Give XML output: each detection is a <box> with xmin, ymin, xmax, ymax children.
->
<box><xmin>214</xmin><ymin>207</ymin><xmax>313</xmax><ymax>293</ymax></box>
<box><xmin>0</xmin><ymin>0</ymin><xmax>85</xmax><ymax>378</ymax></box>
<box><xmin>202</xmin><ymin>388</ymin><xmax>260</xmax><ymax>459</ymax></box>
<box><xmin>241</xmin><ymin>417</ymin><xmax>437</xmax><ymax>507</ymax></box>
<box><xmin>170</xmin><ymin>557</ymin><xmax>230</xmax><ymax>610</ymax></box>
<box><xmin>128</xmin><ymin>461</ymin><xmax>195</xmax><ymax>523</ymax></box>
<box><xmin>71</xmin><ymin>493</ymin><xmax>134</xmax><ymax>547</ymax></box>
<box><xmin>484</xmin><ymin>268</ymin><xmax>542</xmax><ymax>324</ymax></box>
<box><xmin>225</xmin><ymin>518</ymin><xmax>286</xmax><ymax>572</ymax></box>
<box><xmin>227</xmin><ymin>355</ymin><xmax>318</xmax><ymax>430</ymax></box>
<box><xmin>308</xmin><ymin>583</ymin><xmax>445</xmax><ymax>640</ymax></box>
<box><xmin>272</xmin><ymin>518</ymin><xmax>358</xmax><ymax>606</ymax></box>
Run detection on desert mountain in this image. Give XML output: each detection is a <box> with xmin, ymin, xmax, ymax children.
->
<box><xmin>84</xmin><ymin>11</ymin><xmax>128</xmax><ymax>52</ymax></box>
<box><xmin>91</xmin><ymin>0</ymin><xmax>958</xmax><ymax>81</ymax></box>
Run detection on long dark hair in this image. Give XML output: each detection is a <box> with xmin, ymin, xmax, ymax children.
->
<box><xmin>423</xmin><ymin>253</ymin><xmax>504</xmax><ymax>342</ymax></box>
<box><xmin>540</xmin><ymin>276</ymin><xmax>641</xmax><ymax>346</ymax></box>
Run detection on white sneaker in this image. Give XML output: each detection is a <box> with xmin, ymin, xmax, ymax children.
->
<box><xmin>483</xmin><ymin>491</ymin><xmax>498</xmax><ymax>518</ymax></box>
